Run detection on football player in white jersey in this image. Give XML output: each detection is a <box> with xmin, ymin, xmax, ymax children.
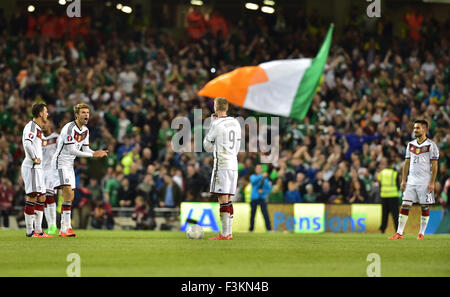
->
<box><xmin>203</xmin><ymin>97</ymin><xmax>241</xmax><ymax>240</ymax></box>
<box><xmin>21</xmin><ymin>103</ymin><xmax>51</xmax><ymax>237</ymax></box>
<box><xmin>389</xmin><ymin>120</ymin><xmax>439</xmax><ymax>240</ymax></box>
<box><xmin>41</xmin><ymin>121</ymin><xmax>59</xmax><ymax>235</ymax></box>
<box><xmin>51</xmin><ymin>103</ymin><xmax>108</xmax><ymax>237</ymax></box>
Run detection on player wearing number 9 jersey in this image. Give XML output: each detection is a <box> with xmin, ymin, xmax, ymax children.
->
<box><xmin>389</xmin><ymin>120</ymin><xmax>439</xmax><ymax>240</ymax></box>
<box><xmin>204</xmin><ymin>97</ymin><xmax>241</xmax><ymax>240</ymax></box>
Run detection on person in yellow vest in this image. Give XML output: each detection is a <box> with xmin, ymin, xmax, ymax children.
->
<box><xmin>376</xmin><ymin>157</ymin><xmax>399</xmax><ymax>233</ymax></box>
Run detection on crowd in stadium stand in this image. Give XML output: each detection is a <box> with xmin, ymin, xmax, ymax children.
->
<box><xmin>0</xmin><ymin>5</ymin><xmax>449</xmax><ymax>229</ymax></box>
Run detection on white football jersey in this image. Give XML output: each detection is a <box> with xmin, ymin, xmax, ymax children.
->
<box><xmin>51</xmin><ymin>121</ymin><xmax>90</xmax><ymax>169</ymax></box>
<box><xmin>204</xmin><ymin>117</ymin><xmax>241</xmax><ymax>170</ymax></box>
<box><xmin>42</xmin><ymin>132</ymin><xmax>59</xmax><ymax>170</ymax></box>
<box><xmin>22</xmin><ymin>121</ymin><xmax>43</xmax><ymax>169</ymax></box>
<box><xmin>405</xmin><ymin>138</ymin><xmax>439</xmax><ymax>185</ymax></box>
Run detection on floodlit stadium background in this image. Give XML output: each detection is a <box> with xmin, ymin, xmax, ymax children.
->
<box><xmin>0</xmin><ymin>0</ymin><xmax>449</xmax><ymax>235</ymax></box>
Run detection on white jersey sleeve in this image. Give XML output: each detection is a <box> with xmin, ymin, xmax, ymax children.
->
<box><xmin>430</xmin><ymin>141</ymin><xmax>439</xmax><ymax>160</ymax></box>
<box><xmin>203</xmin><ymin>121</ymin><xmax>218</xmax><ymax>152</ymax></box>
<box><xmin>405</xmin><ymin>143</ymin><xmax>411</xmax><ymax>159</ymax></box>
<box><xmin>22</xmin><ymin>121</ymin><xmax>43</xmax><ymax>168</ymax></box>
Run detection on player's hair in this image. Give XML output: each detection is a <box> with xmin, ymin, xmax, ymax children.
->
<box><xmin>414</xmin><ymin>119</ymin><xmax>429</xmax><ymax>130</ymax></box>
<box><xmin>31</xmin><ymin>102</ymin><xmax>47</xmax><ymax>118</ymax></box>
<box><xmin>214</xmin><ymin>97</ymin><xmax>228</xmax><ymax>112</ymax></box>
<box><xmin>74</xmin><ymin>103</ymin><xmax>90</xmax><ymax>115</ymax></box>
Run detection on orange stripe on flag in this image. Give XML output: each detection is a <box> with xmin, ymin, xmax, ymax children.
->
<box><xmin>198</xmin><ymin>66</ymin><xmax>268</xmax><ymax>106</ymax></box>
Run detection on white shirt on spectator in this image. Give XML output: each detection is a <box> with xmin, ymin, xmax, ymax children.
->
<box><xmin>118</xmin><ymin>71</ymin><xmax>138</xmax><ymax>94</ymax></box>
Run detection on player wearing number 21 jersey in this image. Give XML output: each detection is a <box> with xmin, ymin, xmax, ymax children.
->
<box><xmin>389</xmin><ymin>120</ymin><xmax>439</xmax><ymax>240</ymax></box>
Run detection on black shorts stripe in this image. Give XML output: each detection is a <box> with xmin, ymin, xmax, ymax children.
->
<box><xmin>31</xmin><ymin>168</ymin><xmax>36</xmax><ymax>192</ymax></box>
<box><xmin>58</xmin><ymin>169</ymin><xmax>64</xmax><ymax>186</ymax></box>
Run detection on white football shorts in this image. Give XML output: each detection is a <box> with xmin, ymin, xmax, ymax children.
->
<box><xmin>21</xmin><ymin>166</ymin><xmax>45</xmax><ymax>195</ymax></box>
<box><xmin>402</xmin><ymin>184</ymin><xmax>435</xmax><ymax>205</ymax></box>
<box><xmin>43</xmin><ymin>168</ymin><xmax>56</xmax><ymax>195</ymax></box>
<box><xmin>52</xmin><ymin>167</ymin><xmax>76</xmax><ymax>190</ymax></box>
<box><xmin>210</xmin><ymin>169</ymin><xmax>238</xmax><ymax>195</ymax></box>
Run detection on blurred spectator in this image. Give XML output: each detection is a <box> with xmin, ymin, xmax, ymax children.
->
<box><xmin>186</xmin><ymin>6</ymin><xmax>207</xmax><ymax>41</ymax></box>
<box><xmin>158</xmin><ymin>174</ymin><xmax>182</xmax><ymax>208</ymax></box>
<box><xmin>303</xmin><ymin>184</ymin><xmax>318</xmax><ymax>203</ymax></box>
<box><xmin>347</xmin><ymin>178</ymin><xmax>368</xmax><ymax>204</ymax></box>
<box><xmin>72</xmin><ymin>186</ymin><xmax>92</xmax><ymax>229</ymax></box>
<box><xmin>317</xmin><ymin>181</ymin><xmax>332</xmax><ymax>204</ymax></box>
<box><xmin>132</xmin><ymin>196</ymin><xmax>156</xmax><ymax>230</ymax></box>
<box><xmin>103</xmin><ymin>166</ymin><xmax>122</xmax><ymax>207</ymax></box>
<box><xmin>118</xmin><ymin>178</ymin><xmax>135</xmax><ymax>207</ymax></box>
<box><xmin>185</xmin><ymin>164</ymin><xmax>203</xmax><ymax>201</ymax></box>
<box><xmin>91</xmin><ymin>200</ymin><xmax>115</xmax><ymax>230</ymax></box>
<box><xmin>0</xmin><ymin>178</ymin><xmax>14</xmax><ymax>228</ymax></box>
<box><xmin>285</xmin><ymin>181</ymin><xmax>302</xmax><ymax>203</ymax></box>
<box><xmin>329</xmin><ymin>168</ymin><xmax>348</xmax><ymax>203</ymax></box>
<box><xmin>268</xmin><ymin>178</ymin><xmax>284</xmax><ymax>203</ymax></box>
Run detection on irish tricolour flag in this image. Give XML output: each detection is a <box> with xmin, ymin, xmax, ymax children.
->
<box><xmin>198</xmin><ymin>24</ymin><xmax>334</xmax><ymax>121</ymax></box>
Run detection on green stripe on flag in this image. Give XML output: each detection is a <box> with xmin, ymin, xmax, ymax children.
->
<box><xmin>290</xmin><ymin>24</ymin><xmax>334</xmax><ymax>121</ymax></box>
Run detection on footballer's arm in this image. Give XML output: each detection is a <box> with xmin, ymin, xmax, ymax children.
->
<box><xmin>82</xmin><ymin>143</ymin><xmax>108</xmax><ymax>158</ymax></box>
<box><xmin>400</xmin><ymin>158</ymin><xmax>410</xmax><ymax>191</ymax></box>
<box><xmin>24</xmin><ymin>139</ymin><xmax>41</xmax><ymax>164</ymax></box>
<box><xmin>429</xmin><ymin>159</ymin><xmax>438</xmax><ymax>193</ymax></box>
<box><xmin>67</xmin><ymin>144</ymin><xmax>107</xmax><ymax>158</ymax></box>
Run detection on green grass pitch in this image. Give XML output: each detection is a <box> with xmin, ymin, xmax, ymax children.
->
<box><xmin>0</xmin><ymin>230</ymin><xmax>449</xmax><ymax>277</ymax></box>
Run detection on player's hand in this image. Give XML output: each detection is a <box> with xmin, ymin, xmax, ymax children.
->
<box><xmin>32</xmin><ymin>158</ymin><xmax>41</xmax><ymax>164</ymax></box>
<box><xmin>400</xmin><ymin>181</ymin><xmax>407</xmax><ymax>191</ymax></box>
<box><xmin>93</xmin><ymin>150</ymin><xmax>108</xmax><ymax>158</ymax></box>
<box><xmin>428</xmin><ymin>183</ymin><xmax>435</xmax><ymax>193</ymax></box>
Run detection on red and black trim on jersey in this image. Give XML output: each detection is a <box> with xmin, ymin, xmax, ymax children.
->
<box><xmin>42</xmin><ymin>137</ymin><xmax>57</xmax><ymax>147</ymax></box>
<box><xmin>408</xmin><ymin>143</ymin><xmax>430</xmax><ymax>155</ymax></box>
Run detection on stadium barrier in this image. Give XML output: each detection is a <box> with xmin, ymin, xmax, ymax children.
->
<box><xmin>180</xmin><ymin>202</ymin><xmax>448</xmax><ymax>235</ymax></box>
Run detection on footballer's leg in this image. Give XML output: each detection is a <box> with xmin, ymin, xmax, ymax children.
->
<box><xmin>209</xmin><ymin>194</ymin><xmax>232</xmax><ymax>240</ymax></box>
<box><xmin>388</xmin><ymin>201</ymin><xmax>412</xmax><ymax>239</ymax></box>
<box><xmin>59</xmin><ymin>185</ymin><xmax>76</xmax><ymax>237</ymax></box>
<box><xmin>44</xmin><ymin>192</ymin><xmax>58</xmax><ymax>235</ymax></box>
<box><xmin>34</xmin><ymin>194</ymin><xmax>53</xmax><ymax>237</ymax></box>
<box><xmin>418</xmin><ymin>205</ymin><xmax>430</xmax><ymax>240</ymax></box>
<box><xmin>417</xmin><ymin>185</ymin><xmax>433</xmax><ymax>239</ymax></box>
<box><xmin>219</xmin><ymin>194</ymin><xmax>233</xmax><ymax>239</ymax></box>
<box><xmin>389</xmin><ymin>185</ymin><xmax>416</xmax><ymax>239</ymax></box>
<box><xmin>44</xmin><ymin>174</ymin><xmax>58</xmax><ymax>235</ymax></box>
<box><xmin>24</xmin><ymin>194</ymin><xmax>39</xmax><ymax>237</ymax></box>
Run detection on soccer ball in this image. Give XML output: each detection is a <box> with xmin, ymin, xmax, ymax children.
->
<box><xmin>186</xmin><ymin>224</ymin><xmax>204</xmax><ymax>239</ymax></box>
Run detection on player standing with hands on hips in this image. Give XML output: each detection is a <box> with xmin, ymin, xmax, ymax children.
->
<box><xmin>21</xmin><ymin>103</ymin><xmax>50</xmax><ymax>237</ymax></box>
<box><xmin>51</xmin><ymin>103</ymin><xmax>108</xmax><ymax>237</ymax></box>
<box><xmin>203</xmin><ymin>97</ymin><xmax>241</xmax><ymax>240</ymax></box>
<box><xmin>389</xmin><ymin>120</ymin><xmax>439</xmax><ymax>240</ymax></box>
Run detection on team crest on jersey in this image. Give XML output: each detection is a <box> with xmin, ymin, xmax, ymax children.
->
<box><xmin>410</xmin><ymin>144</ymin><xmax>430</xmax><ymax>155</ymax></box>
<box><xmin>28</xmin><ymin>133</ymin><xmax>35</xmax><ymax>140</ymax></box>
<box><xmin>67</xmin><ymin>135</ymin><xmax>73</xmax><ymax>142</ymax></box>
<box><xmin>42</xmin><ymin>140</ymin><xmax>48</xmax><ymax>146</ymax></box>
<box><xmin>74</xmin><ymin>131</ymin><xmax>88</xmax><ymax>142</ymax></box>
